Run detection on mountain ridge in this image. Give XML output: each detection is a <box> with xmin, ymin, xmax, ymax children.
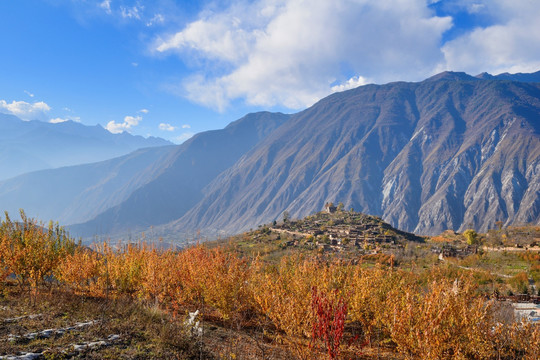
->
<box><xmin>0</xmin><ymin>115</ymin><xmax>171</xmax><ymax>180</ymax></box>
<box><xmin>67</xmin><ymin>111</ymin><xmax>291</xmax><ymax>237</ymax></box>
<box><xmin>2</xmin><ymin>70</ymin><xmax>540</xmax><ymax>241</ymax></box>
<box><xmin>151</xmin><ymin>73</ymin><xmax>540</xmax><ymax>238</ymax></box>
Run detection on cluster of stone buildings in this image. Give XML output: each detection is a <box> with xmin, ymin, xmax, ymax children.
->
<box><xmin>431</xmin><ymin>244</ymin><xmax>478</xmax><ymax>259</ymax></box>
<box><xmin>271</xmin><ymin>208</ymin><xmax>400</xmax><ymax>253</ymax></box>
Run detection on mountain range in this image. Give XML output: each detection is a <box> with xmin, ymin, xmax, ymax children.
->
<box><xmin>1</xmin><ymin>70</ymin><xmax>539</xmax><ymax>240</ymax></box>
<box><xmin>0</xmin><ymin>114</ymin><xmax>171</xmax><ymax>180</ymax></box>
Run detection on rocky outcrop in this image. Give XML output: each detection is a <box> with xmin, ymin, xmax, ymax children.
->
<box><xmin>162</xmin><ymin>73</ymin><xmax>540</xmax><ymax>237</ymax></box>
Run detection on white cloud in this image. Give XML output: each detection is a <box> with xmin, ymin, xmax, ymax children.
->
<box><xmin>24</xmin><ymin>90</ymin><xmax>34</xmax><ymax>98</ymax></box>
<box><xmin>121</xmin><ymin>5</ymin><xmax>142</xmax><ymax>20</ymax></box>
<box><xmin>439</xmin><ymin>1</ymin><xmax>540</xmax><ymax>75</ymax></box>
<box><xmin>182</xmin><ymin>124</ymin><xmax>191</xmax><ymax>129</ymax></box>
<box><xmin>0</xmin><ymin>100</ymin><xmax>51</xmax><ymax>121</ymax></box>
<box><xmin>50</xmin><ymin>118</ymin><xmax>69</xmax><ymax>124</ymax></box>
<box><xmin>147</xmin><ymin>13</ymin><xmax>165</xmax><ymax>27</ymax></box>
<box><xmin>175</xmin><ymin>132</ymin><xmax>194</xmax><ymax>143</ymax></box>
<box><xmin>49</xmin><ymin>116</ymin><xmax>81</xmax><ymax>124</ymax></box>
<box><xmin>106</xmin><ymin>115</ymin><xmax>142</xmax><ymax>134</ymax></box>
<box><xmin>100</xmin><ymin>0</ymin><xmax>112</xmax><ymax>15</ymax></box>
<box><xmin>139</xmin><ymin>108</ymin><xmax>149</xmax><ymax>113</ymax></box>
<box><xmin>467</xmin><ymin>3</ymin><xmax>485</xmax><ymax>14</ymax></box>
<box><xmin>331</xmin><ymin>76</ymin><xmax>369</xmax><ymax>93</ymax></box>
<box><xmin>159</xmin><ymin>122</ymin><xmax>176</xmax><ymax>131</ymax></box>
<box><xmin>155</xmin><ymin>0</ymin><xmax>452</xmax><ymax>111</ymax></box>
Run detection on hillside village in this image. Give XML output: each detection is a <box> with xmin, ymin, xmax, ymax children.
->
<box><xmin>2</xmin><ymin>207</ymin><xmax>540</xmax><ymax>359</ymax></box>
<box><xmin>236</xmin><ymin>203</ymin><xmax>424</xmax><ymax>260</ymax></box>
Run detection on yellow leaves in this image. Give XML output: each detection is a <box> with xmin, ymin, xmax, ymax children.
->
<box><xmin>251</xmin><ymin>256</ymin><xmax>324</xmax><ymax>338</ymax></box>
<box><xmin>55</xmin><ymin>247</ymin><xmax>102</xmax><ymax>295</ymax></box>
<box><xmin>386</xmin><ymin>274</ymin><xmax>496</xmax><ymax>360</ymax></box>
<box><xmin>0</xmin><ymin>210</ymin><xmax>76</xmax><ymax>293</ymax></box>
<box><xmin>183</xmin><ymin>245</ymin><xmax>251</xmax><ymax>320</ymax></box>
<box><xmin>4</xmin><ymin>214</ymin><xmax>540</xmax><ymax>359</ymax></box>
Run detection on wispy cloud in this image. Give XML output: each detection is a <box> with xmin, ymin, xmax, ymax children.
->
<box><xmin>153</xmin><ymin>0</ymin><xmax>540</xmax><ymax>112</ymax></box>
<box><xmin>181</xmin><ymin>124</ymin><xmax>191</xmax><ymax>129</ymax></box>
<box><xmin>139</xmin><ymin>108</ymin><xmax>149</xmax><ymax>114</ymax></box>
<box><xmin>96</xmin><ymin>0</ymin><xmax>168</xmax><ymax>28</ymax></box>
<box><xmin>175</xmin><ymin>132</ymin><xmax>194</xmax><ymax>143</ymax></box>
<box><xmin>154</xmin><ymin>0</ymin><xmax>452</xmax><ymax>111</ymax></box>
<box><xmin>49</xmin><ymin>116</ymin><xmax>81</xmax><ymax>124</ymax></box>
<box><xmin>438</xmin><ymin>0</ymin><xmax>540</xmax><ymax>75</ymax></box>
<box><xmin>100</xmin><ymin>0</ymin><xmax>112</xmax><ymax>15</ymax></box>
<box><xmin>331</xmin><ymin>76</ymin><xmax>369</xmax><ymax>93</ymax></box>
<box><xmin>106</xmin><ymin>114</ymin><xmax>142</xmax><ymax>134</ymax></box>
<box><xmin>146</xmin><ymin>13</ymin><xmax>164</xmax><ymax>27</ymax></box>
<box><xmin>158</xmin><ymin>122</ymin><xmax>176</xmax><ymax>131</ymax></box>
<box><xmin>120</xmin><ymin>5</ymin><xmax>143</xmax><ymax>20</ymax></box>
<box><xmin>24</xmin><ymin>90</ymin><xmax>35</xmax><ymax>98</ymax></box>
<box><xmin>0</xmin><ymin>99</ymin><xmax>51</xmax><ymax>121</ymax></box>
<box><xmin>50</xmin><ymin>118</ymin><xmax>68</xmax><ymax>124</ymax></box>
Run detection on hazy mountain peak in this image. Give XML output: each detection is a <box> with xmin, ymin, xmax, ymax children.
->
<box><xmin>0</xmin><ymin>115</ymin><xmax>172</xmax><ymax>180</ymax></box>
<box><xmin>3</xmin><ymin>73</ymin><xmax>540</xmax><ymax>243</ymax></box>
<box><xmin>150</xmin><ymin>74</ymin><xmax>540</xmax><ymax>239</ymax></box>
<box><xmin>424</xmin><ymin>71</ymin><xmax>478</xmax><ymax>82</ymax></box>
<box><xmin>475</xmin><ymin>70</ymin><xmax>540</xmax><ymax>83</ymax></box>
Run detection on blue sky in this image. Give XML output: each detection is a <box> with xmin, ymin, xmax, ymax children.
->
<box><xmin>1</xmin><ymin>0</ymin><xmax>539</xmax><ymax>143</ymax></box>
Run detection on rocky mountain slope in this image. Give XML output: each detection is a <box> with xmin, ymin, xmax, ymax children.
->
<box><xmin>1</xmin><ymin>112</ymin><xmax>289</xmax><ymax>231</ymax></box>
<box><xmin>155</xmin><ymin>72</ymin><xmax>540</xmax><ymax>237</ymax></box>
<box><xmin>476</xmin><ymin>70</ymin><xmax>540</xmax><ymax>83</ymax></box>
<box><xmin>0</xmin><ymin>114</ymin><xmax>171</xmax><ymax>180</ymax></box>
<box><xmin>66</xmin><ymin>112</ymin><xmax>290</xmax><ymax>237</ymax></box>
<box><xmin>3</xmin><ymin>71</ymin><xmax>539</xmax><ymax>240</ymax></box>
<box><xmin>0</xmin><ymin>145</ymin><xmax>175</xmax><ymax>225</ymax></box>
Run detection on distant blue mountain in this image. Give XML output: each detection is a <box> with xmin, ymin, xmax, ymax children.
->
<box><xmin>476</xmin><ymin>70</ymin><xmax>540</xmax><ymax>82</ymax></box>
<box><xmin>0</xmin><ymin>114</ymin><xmax>171</xmax><ymax>180</ymax></box>
<box><xmin>0</xmin><ymin>111</ymin><xmax>289</xmax><ymax>232</ymax></box>
<box><xmin>3</xmin><ymin>70</ymin><xmax>540</xmax><ymax>242</ymax></box>
<box><xmin>0</xmin><ymin>145</ymin><xmax>175</xmax><ymax>225</ymax></box>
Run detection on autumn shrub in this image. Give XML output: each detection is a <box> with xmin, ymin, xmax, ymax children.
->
<box><xmin>102</xmin><ymin>242</ymin><xmax>151</xmax><ymax>296</ymax></box>
<box><xmin>139</xmin><ymin>247</ymin><xmax>177</xmax><ymax>305</ymax></box>
<box><xmin>0</xmin><ymin>232</ymin><xmax>10</xmax><ymax>288</ymax></box>
<box><xmin>191</xmin><ymin>246</ymin><xmax>251</xmax><ymax>320</ymax></box>
<box><xmin>0</xmin><ymin>210</ymin><xmax>76</xmax><ymax>293</ymax></box>
<box><xmin>347</xmin><ymin>265</ymin><xmax>410</xmax><ymax>345</ymax></box>
<box><xmin>248</xmin><ymin>256</ymin><xmax>352</xmax><ymax>359</ymax></box>
<box><xmin>251</xmin><ymin>256</ymin><xmax>339</xmax><ymax>338</ymax></box>
<box><xmin>509</xmin><ymin>272</ymin><xmax>530</xmax><ymax>294</ymax></box>
<box><xmin>310</xmin><ymin>287</ymin><xmax>348</xmax><ymax>360</ymax></box>
<box><xmin>55</xmin><ymin>245</ymin><xmax>102</xmax><ymax>295</ymax></box>
<box><xmin>520</xmin><ymin>251</ymin><xmax>540</xmax><ymax>263</ymax></box>
<box><xmin>386</xmin><ymin>275</ymin><xmax>494</xmax><ymax>360</ymax></box>
<box><xmin>165</xmin><ymin>245</ymin><xmax>252</xmax><ymax>322</ymax></box>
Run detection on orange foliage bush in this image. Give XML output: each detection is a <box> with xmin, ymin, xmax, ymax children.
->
<box><xmin>172</xmin><ymin>245</ymin><xmax>252</xmax><ymax>320</ymax></box>
<box><xmin>520</xmin><ymin>251</ymin><xmax>540</xmax><ymax>263</ymax></box>
<box><xmin>387</xmin><ymin>276</ymin><xmax>494</xmax><ymax>359</ymax></box>
<box><xmin>55</xmin><ymin>246</ymin><xmax>102</xmax><ymax>295</ymax></box>
<box><xmin>4</xmin><ymin>214</ymin><xmax>540</xmax><ymax>359</ymax></box>
<box><xmin>348</xmin><ymin>265</ymin><xmax>409</xmax><ymax>344</ymax></box>
<box><xmin>0</xmin><ymin>211</ymin><xmax>76</xmax><ymax>293</ymax></box>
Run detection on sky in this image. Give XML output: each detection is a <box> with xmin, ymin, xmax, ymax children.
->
<box><xmin>0</xmin><ymin>0</ymin><xmax>539</xmax><ymax>144</ymax></box>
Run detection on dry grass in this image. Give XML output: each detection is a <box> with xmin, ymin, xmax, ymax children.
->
<box><xmin>0</xmin><ymin>284</ymin><xmax>211</xmax><ymax>359</ymax></box>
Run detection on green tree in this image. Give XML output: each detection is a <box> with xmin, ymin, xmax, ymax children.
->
<box><xmin>282</xmin><ymin>211</ymin><xmax>290</xmax><ymax>223</ymax></box>
<box><xmin>463</xmin><ymin>229</ymin><xmax>478</xmax><ymax>245</ymax></box>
